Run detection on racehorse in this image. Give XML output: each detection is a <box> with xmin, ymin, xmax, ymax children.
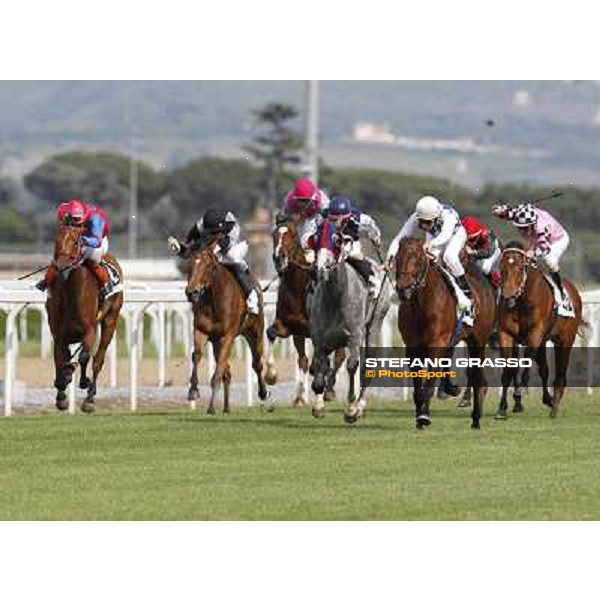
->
<box><xmin>186</xmin><ymin>240</ymin><xmax>269</xmax><ymax>413</ymax></box>
<box><xmin>394</xmin><ymin>237</ymin><xmax>496</xmax><ymax>429</ymax></box>
<box><xmin>310</xmin><ymin>220</ymin><xmax>392</xmax><ymax>420</ymax></box>
<box><xmin>267</xmin><ymin>215</ymin><xmax>345</xmax><ymax>406</ymax></box>
<box><xmin>46</xmin><ymin>224</ymin><xmax>123</xmax><ymax>413</ymax></box>
<box><xmin>495</xmin><ymin>242</ymin><xmax>584</xmax><ymax>418</ymax></box>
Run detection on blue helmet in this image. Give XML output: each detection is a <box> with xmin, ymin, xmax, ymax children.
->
<box><xmin>329</xmin><ymin>196</ymin><xmax>353</xmax><ymax>218</ymax></box>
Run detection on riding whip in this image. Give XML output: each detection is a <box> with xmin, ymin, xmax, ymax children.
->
<box><xmin>18</xmin><ymin>265</ymin><xmax>48</xmax><ymax>280</ymax></box>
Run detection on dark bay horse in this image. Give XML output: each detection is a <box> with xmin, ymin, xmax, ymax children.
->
<box><xmin>495</xmin><ymin>244</ymin><xmax>584</xmax><ymax>418</ymax></box>
<box><xmin>46</xmin><ymin>225</ymin><xmax>123</xmax><ymax>413</ymax></box>
<box><xmin>186</xmin><ymin>241</ymin><xmax>269</xmax><ymax>413</ymax></box>
<box><xmin>394</xmin><ymin>238</ymin><xmax>496</xmax><ymax>429</ymax></box>
<box><xmin>267</xmin><ymin>216</ymin><xmax>345</xmax><ymax>406</ymax></box>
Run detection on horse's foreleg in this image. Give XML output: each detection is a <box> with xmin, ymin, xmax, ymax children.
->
<box><xmin>293</xmin><ymin>336</ymin><xmax>309</xmax><ymax>407</ymax></box>
<box><xmin>325</xmin><ymin>348</ymin><xmax>345</xmax><ymax>402</ymax></box>
<box><xmin>223</xmin><ymin>363</ymin><xmax>232</xmax><ymax>414</ymax></box>
<box><xmin>551</xmin><ymin>339</ymin><xmax>575</xmax><ymax>418</ymax></box>
<box><xmin>189</xmin><ymin>328</ymin><xmax>208</xmax><ymax>404</ymax></box>
<box><xmin>311</xmin><ymin>349</ymin><xmax>328</xmax><ymax>418</ymax></box>
<box><xmin>535</xmin><ymin>344</ymin><xmax>553</xmax><ymax>409</ymax></box>
<box><xmin>265</xmin><ymin>320</ymin><xmax>287</xmax><ymax>386</ymax></box>
<box><xmin>208</xmin><ymin>336</ymin><xmax>232</xmax><ymax>414</ymax></box>
<box><xmin>82</xmin><ymin>312</ymin><xmax>117</xmax><ymax>413</ymax></box>
<box><xmin>53</xmin><ymin>342</ymin><xmax>72</xmax><ymax>411</ymax></box>
<box><xmin>79</xmin><ymin>325</ymin><xmax>96</xmax><ymax>391</ymax></box>
<box><xmin>495</xmin><ymin>335</ymin><xmax>517</xmax><ymax>419</ymax></box>
<box><xmin>467</xmin><ymin>342</ymin><xmax>487</xmax><ymax>429</ymax></box>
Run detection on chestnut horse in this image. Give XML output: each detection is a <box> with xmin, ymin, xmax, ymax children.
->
<box><xmin>394</xmin><ymin>238</ymin><xmax>496</xmax><ymax>429</ymax></box>
<box><xmin>46</xmin><ymin>225</ymin><xmax>123</xmax><ymax>413</ymax></box>
<box><xmin>495</xmin><ymin>243</ymin><xmax>583</xmax><ymax>418</ymax></box>
<box><xmin>266</xmin><ymin>215</ymin><xmax>345</xmax><ymax>406</ymax></box>
<box><xmin>186</xmin><ymin>240</ymin><xmax>269</xmax><ymax>413</ymax></box>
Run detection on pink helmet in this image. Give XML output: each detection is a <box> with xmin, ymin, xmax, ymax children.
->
<box><xmin>290</xmin><ymin>178</ymin><xmax>318</xmax><ymax>201</ymax></box>
<box><xmin>66</xmin><ymin>199</ymin><xmax>89</xmax><ymax>225</ymax></box>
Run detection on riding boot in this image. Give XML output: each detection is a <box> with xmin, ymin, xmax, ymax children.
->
<box><xmin>86</xmin><ymin>262</ymin><xmax>111</xmax><ymax>299</ymax></box>
<box><xmin>455</xmin><ymin>275</ymin><xmax>474</xmax><ymax>322</ymax></box>
<box><xmin>229</xmin><ymin>264</ymin><xmax>260</xmax><ymax>315</ymax></box>
<box><xmin>550</xmin><ymin>270</ymin><xmax>571</xmax><ymax>308</ymax></box>
<box><xmin>35</xmin><ymin>263</ymin><xmax>59</xmax><ymax>291</ymax></box>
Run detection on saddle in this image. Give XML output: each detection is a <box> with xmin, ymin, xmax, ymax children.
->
<box><xmin>434</xmin><ymin>263</ymin><xmax>475</xmax><ymax>330</ymax></box>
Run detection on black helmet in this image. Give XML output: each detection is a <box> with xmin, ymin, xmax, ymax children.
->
<box><xmin>203</xmin><ymin>208</ymin><xmax>228</xmax><ymax>233</ymax></box>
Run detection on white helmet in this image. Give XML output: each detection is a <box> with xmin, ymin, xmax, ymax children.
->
<box><xmin>415</xmin><ymin>196</ymin><xmax>442</xmax><ymax>221</ymax></box>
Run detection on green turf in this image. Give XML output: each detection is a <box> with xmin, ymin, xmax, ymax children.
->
<box><xmin>1</xmin><ymin>393</ymin><xmax>600</xmax><ymax>520</ymax></box>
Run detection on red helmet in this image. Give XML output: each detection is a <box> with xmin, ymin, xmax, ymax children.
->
<box><xmin>290</xmin><ymin>178</ymin><xmax>318</xmax><ymax>201</ymax></box>
<box><xmin>66</xmin><ymin>199</ymin><xmax>89</xmax><ymax>224</ymax></box>
<box><xmin>461</xmin><ymin>215</ymin><xmax>485</xmax><ymax>239</ymax></box>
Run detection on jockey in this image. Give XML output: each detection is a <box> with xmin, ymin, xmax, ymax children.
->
<box><xmin>461</xmin><ymin>215</ymin><xmax>502</xmax><ymax>288</ymax></box>
<box><xmin>167</xmin><ymin>208</ymin><xmax>260</xmax><ymax>315</ymax></box>
<box><xmin>387</xmin><ymin>195</ymin><xmax>473</xmax><ymax>322</ymax></box>
<box><xmin>283</xmin><ymin>178</ymin><xmax>330</xmax><ymax>265</ymax></box>
<box><xmin>36</xmin><ymin>199</ymin><xmax>112</xmax><ymax>298</ymax></box>
<box><xmin>325</xmin><ymin>195</ymin><xmax>382</xmax><ymax>296</ymax></box>
<box><xmin>493</xmin><ymin>202</ymin><xmax>570</xmax><ymax>303</ymax></box>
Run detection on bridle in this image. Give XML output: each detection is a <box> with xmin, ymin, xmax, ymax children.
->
<box><xmin>55</xmin><ymin>226</ymin><xmax>85</xmax><ymax>278</ymax></box>
<box><xmin>395</xmin><ymin>244</ymin><xmax>431</xmax><ymax>298</ymax></box>
<box><xmin>500</xmin><ymin>247</ymin><xmax>533</xmax><ymax>305</ymax></box>
<box><xmin>186</xmin><ymin>246</ymin><xmax>218</xmax><ymax>303</ymax></box>
<box><xmin>273</xmin><ymin>223</ymin><xmax>313</xmax><ymax>273</ymax></box>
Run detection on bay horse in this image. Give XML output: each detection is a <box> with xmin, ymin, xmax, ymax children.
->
<box><xmin>46</xmin><ymin>224</ymin><xmax>123</xmax><ymax>413</ymax></box>
<box><xmin>495</xmin><ymin>243</ymin><xmax>583</xmax><ymax>419</ymax></box>
<box><xmin>267</xmin><ymin>215</ymin><xmax>345</xmax><ymax>406</ymax></box>
<box><xmin>394</xmin><ymin>237</ymin><xmax>495</xmax><ymax>429</ymax></box>
<box><xmin>186</xmin><ymin>240</ymin><xmax>269</xmax><ymax>413</ymax></box>
<box><xmin>310</xmin><ymin>220</ymin><xmax>392</xmax><ymax>419</ymax></box>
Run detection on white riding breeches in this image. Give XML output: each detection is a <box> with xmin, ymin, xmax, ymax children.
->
<box><xmin>476</xmin><ymin>245</ymin><xmax>501</xmax><ymax>275</ymax></box>
<box><xmin>432</xmin><ymin>227</ymin><xmax>467</xmax><ymax>278</ymax></box>
<box><xmin>81</xmin><ymin>237</ymin><xmax>109</xmax><ymax>264</ymax></box>
<box><xmin>542</xmin><ymin>233</ymin><xmax>569</xmax><ymax>272</ymax></box>
<box><xmin>218</xmin><ymin>240</ymin><xmax>249</xmax><ymax>270</ymax></box>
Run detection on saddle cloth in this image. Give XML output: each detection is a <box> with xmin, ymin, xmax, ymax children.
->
<box><xmin>542</xmin><ymin>272</ymin><xmax>575</xmax><ymax>318</ymax></box>
<box><xmin>102</xmin><ymin>260</ymin><xmax>123</xmax><ymax>299</ymax></box>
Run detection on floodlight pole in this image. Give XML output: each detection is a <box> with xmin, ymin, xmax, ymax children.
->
<box><xmin>129</xmin><ymin>120</ymin><xmax>138</xmax><ymax>260</ymax></box>
<box><xmin>305</xmin><ymin>80</ymin><xmax>320</xmax><ymax>184</ymax></box>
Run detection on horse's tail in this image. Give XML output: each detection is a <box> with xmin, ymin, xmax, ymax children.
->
<box><xmin>577</xmin><ymin>318</ymin><xmax>593</xmax><ymax>343</ymax></box>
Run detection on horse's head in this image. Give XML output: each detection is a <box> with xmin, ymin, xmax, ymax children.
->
<box><xmin>499</xmin><ymin>243</ymin><xmax>531</xmax><ymax>306</ymax></box>
<box><xmin>394</xmin><ymin>238</ymin><xmax>430</xmax><ymax>300</ymax></box>
<box><xmin>272</xmin><ymin>214</ymin><xmax>299</xmax><ymax>273</ymax></box>
<box><xmin>54</xmin><ymin>225</ymin><xmax>84</xmax><ymax>280</ymax></box>
<box><xmin>314</xmin><ymin>220</ymin><xmax>342</xmax><ymax>283</ymax></box>
<box><xmin>186</xmin><ymin>241</ymin><xmax>218</xmax><ymax>303</ymax></box>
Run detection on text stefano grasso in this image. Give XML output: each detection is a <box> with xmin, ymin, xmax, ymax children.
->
<box><xmin>363</xmin><ymin>357</ymin><xmax>533</xmax><ymax>369</ymax></box>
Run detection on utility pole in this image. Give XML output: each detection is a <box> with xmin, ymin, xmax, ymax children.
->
<box><xmin>305</xmin><ymin>80</ymin><xmax>320</xmax><ymax>184</ymax></box>
<box><xmin>128</xmin><ymin>84</ymin><xmax>138</xmax><ymax>260</ymax></box>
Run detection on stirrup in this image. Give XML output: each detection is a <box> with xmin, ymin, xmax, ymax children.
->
<box><xmin>36</xmin><ymin>280</ymin><xmax>48</xmax><ymax>292</ymax></box>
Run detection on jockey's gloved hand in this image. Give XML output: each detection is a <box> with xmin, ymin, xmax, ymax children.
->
<box><xmin>492</xmin><ymin>204</ymin><xmax>509</xmax><ymax>217</ymax></box>
<box><xmin>305</xmin><ymin>249</ymin><xmax>316</xmax><ymax>264</ymax></box>
<box><xmin>167</xmin><ymin>236</ymin><xmax>181</xmax><ymax>255</ymax></box>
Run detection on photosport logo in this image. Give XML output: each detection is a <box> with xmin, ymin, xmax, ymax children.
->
<box><xmin>360</xmin><ymin>347</ymin><xmax>600</xmax><ymax>388</ymax></box>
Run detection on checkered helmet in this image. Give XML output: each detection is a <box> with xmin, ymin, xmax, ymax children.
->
<box><xmin>512</xmin><ymin>203</ymin><xmax>538</xmax><ymax>228</ymax></box>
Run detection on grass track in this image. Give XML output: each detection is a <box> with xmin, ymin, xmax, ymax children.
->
<box><xmin>1</xmin><ymin>394</ymin><xmax>600</xmax><ymax>520</ymax></box>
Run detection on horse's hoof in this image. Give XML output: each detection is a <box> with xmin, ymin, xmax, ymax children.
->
<box><xmin>292</xmin><ymin>397</ymin><xmax>306</xmax><ymax>408</ymax></box>
<box><xmin>264</xmin><ymin>371</ymin><xmax>278</xmax><ymax>386</ymax></box>
<box><xmin>416</xmin><ymin>415</ymin><xmax>431</xmax><ymax>428</ymax></box>
<box><xmin>323</xmin><ymin>390</ymin><xmax>337</xmax><ymax>402</ymax></box>
<box><xmin>311</xmin><ymin>407</ymin><xmax>325</xmax><ymax>419</ymax></box>
<box><xmin>513</xmin><ymin>402</ymin><xmax>525</xmax><ymax>413</ymax></box>
<box><xmin>494</xmin><ymin>411</ymin><xmax>508</xmax><ymax>420</ymax></box>
<box><xmin>188</xmin><ymin>388</ymin><xmax>199</xmax><ymax>401</ymax></box>
<box><xmin>471</xmin><ymin>422</ymin><xmax>481</xmax><ymax>430</ymax></box>
<box><xmin>56</xmin><ymin>396</ymin><xmax>69</xmax><ymax>412</ymax></box>
<box><xmin>542</xmin><ymin>396</ymin><xmax>553</xmax><ymax>408</ymax></box>
<box><xmin>207</xmin><ymin>406</ymin><xmax>216</xmax><ymax>415</ymax></box>
<box><xmin>458</xmin><ymin>398</ymin><xmax>472</xmax><ymax>408</ymax></box>
<box><xmin>344</xmin><ymin>411</ymin><xmax>359</xmax><ymax>425</ymax></box>
<box><xmin>80</xmin><ymin>401</ymin><xmax>95</xmax><ymax>414</ymax></box>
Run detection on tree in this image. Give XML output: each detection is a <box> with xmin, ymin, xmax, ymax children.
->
<box><xmin>244</xmin><ymin>103</ymin><xmax>304</xmax><ymax>212</ymax></box>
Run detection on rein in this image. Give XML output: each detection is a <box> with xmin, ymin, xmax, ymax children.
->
<box><xmin>396</xmin><ymin>253</ymin><xmax>430</xmax><ymax>297</ymax></box>
<box><xmin>500</xmin><ymin>247</ymin><xmax>533</xmax><ymax>303</ymax></box>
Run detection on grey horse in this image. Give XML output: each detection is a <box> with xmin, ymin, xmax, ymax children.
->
<box><xmin>309</xmin><ymin>242</ymin><xmax>392</xmax><ymax>420</ymax></box>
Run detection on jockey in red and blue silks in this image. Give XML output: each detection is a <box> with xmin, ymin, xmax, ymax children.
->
<box><xmin>283</xmin><ymin>178</ymin><xmax>330</xmax><ymax>265</ymax></box>
<box><xmin>36</xmin><ymin>199</ymin><xmax>112</xmax><ymax>297</ymax></box>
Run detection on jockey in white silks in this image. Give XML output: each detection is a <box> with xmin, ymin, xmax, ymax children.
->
<box><xmin>167</xmin><ymin>208</ymin><xmax>260</xmax><ymax>315</ymax></box>
<box><xmin>387</xmin><ymin>195</ymin><xmax>473</xmax><ymax>325</ymax></box>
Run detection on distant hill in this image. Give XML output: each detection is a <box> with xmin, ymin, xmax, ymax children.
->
<box><xmin>1</xmin><ymin>80</ymin><xmax>599</xmax><ymax>187</ymax></box>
